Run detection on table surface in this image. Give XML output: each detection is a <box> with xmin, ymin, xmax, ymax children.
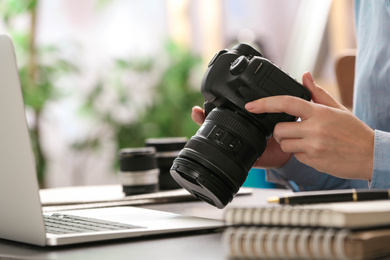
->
<box><xmin>0</xmin><ymin>187</ymin><xmax>287</xmax><ymax>260</ymax></box>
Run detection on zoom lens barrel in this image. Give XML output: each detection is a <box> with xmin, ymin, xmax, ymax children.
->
<box><xmin>170</xmin><ymin>107</ymin><xmax>267</xmax><ymax>208</ymax></box>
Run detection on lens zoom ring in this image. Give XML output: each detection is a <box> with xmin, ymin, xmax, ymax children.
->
<box><xmin>206</xmin><ymin>108</ymin><xmax>265</xmax><ymax>154</ymax></box>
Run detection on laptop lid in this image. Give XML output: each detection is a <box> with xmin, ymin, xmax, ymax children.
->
<box><xmin>0</xmin><ymin>34</ymin><xmax>47</xmax><ymax>245</ymax></box>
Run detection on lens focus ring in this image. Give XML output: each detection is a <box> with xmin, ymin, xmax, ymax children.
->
<box><xmin>182</xmin><ymin>135</ymin><xmax>245</xmax><ymax>189</ymax></box>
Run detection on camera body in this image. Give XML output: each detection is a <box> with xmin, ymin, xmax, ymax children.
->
<box><xmin>170</xmin><ymin>44</ymin><xmax>311</xmax><ymax>208</ymax></box>
<box><xmin>202</xmin><ymin>43</ymin><xmax>310</xmax><ymax>132</ymax></box>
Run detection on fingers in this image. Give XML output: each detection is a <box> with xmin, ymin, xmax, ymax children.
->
<box><xmin>277</xmin><ymin>138</ymin><xmax>307</xmax><ymax>154</ymax></box>
<box><xmin>191</xmin><ymin>106</ymin><xmax>205</xmax><ymax>126</ymax></box>
<box><xmin>244</xmin><ymin>71</ymin><xmax>347</xmax><ymax>118</ymax></box>
<box><xmin>245</xmin><ymin>95</ymin><xmax>313</xmax><ymax>120</ymax></box>
<box><xmin>302</xmin><ymin>71</ymin><xmax>347</xmax><ymax>110</ymax></box>
<box><xmin>273</xmin><ymin>121</ymin><xmax>305</xmax><ymax>143</ymax></box>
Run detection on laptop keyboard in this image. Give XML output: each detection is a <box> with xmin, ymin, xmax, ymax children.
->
<box><xmin>44</xmin><ymin>213</ymin><xmax>142</xmax><ymax>234</ymax></box>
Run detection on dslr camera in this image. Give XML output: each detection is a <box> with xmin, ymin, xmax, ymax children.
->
<box><xmin>170</xmin><ymin>44</ymin><xmax>311</xmax><ymax>208</ymax></box>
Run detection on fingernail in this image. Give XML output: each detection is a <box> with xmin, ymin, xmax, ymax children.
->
<box><xmin>245</xmin><ymin>102</ymin><xmax>254</xmax><ymax>111</ymax></box>
<box><xmin>307</xmin><ymin>71</ymin><xmax>314</xmax><ymax>83</ymax></box>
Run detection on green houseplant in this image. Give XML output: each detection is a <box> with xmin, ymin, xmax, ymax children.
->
<box><xmin>75</xmin><ymin>41</ymin><xmax>204</xmax><ymax>170</ymax></box>
<box><xmin>1</xmin><ymin>0</ymin><xmax>77</xmax><ymax>187</ymax></box>
<box><xmin>2</xmin><ymin>1</ymin><xmax>204</xmax><ymax>185</ymax></box>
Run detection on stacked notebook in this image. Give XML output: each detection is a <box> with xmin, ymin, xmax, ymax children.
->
<box><xmin>222</xmin><ymin>200</ymin><xmax>390</xmax><ymax>260</ymax></box>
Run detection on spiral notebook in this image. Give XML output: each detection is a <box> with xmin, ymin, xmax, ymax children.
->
<box><xmin>222</xmin><ymin>201</ymin><xmax>390</xmax><ymax>259</ymax></box>
<box><xmin>223</xmin><ymin>200</ymin><xmax>390</xmax><ymax>229</ymax></box>
<box><xmin>222</xmin><ymin>226</ymin><xmax>390</xmax><ymax>260</ymax></box>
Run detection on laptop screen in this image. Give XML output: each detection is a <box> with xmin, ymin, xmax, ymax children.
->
<box><xmin>0</xmin><ymin>34</ymin><xmax>47</xmax><ymax>245</ymax></box>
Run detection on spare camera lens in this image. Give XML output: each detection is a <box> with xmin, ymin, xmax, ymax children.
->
<box><xmin>119</xmin><ymin>147</ymin><xmax>159</xmax><ymax>196</ymax></box>
<box><xmin>145</xmin><ymin>137</ymin><xmax>188</xmax><ymax>190</ymax></box>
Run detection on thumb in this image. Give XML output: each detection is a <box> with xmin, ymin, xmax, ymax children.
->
<box><xmin>302</xmin><ymin>71</ymin><xmax>346</xmax><ymax>110</ymax></box>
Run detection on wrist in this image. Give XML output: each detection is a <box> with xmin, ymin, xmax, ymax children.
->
<box><xmin>370</xmin><ymin>130</ymin><xmax>390</xmax><ymax>188</ymax></box>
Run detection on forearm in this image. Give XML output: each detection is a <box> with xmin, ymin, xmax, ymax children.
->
<box><xmin>265</xmin><ymin>155</ymin><xmax>369</xmax><ymax>191</ymax></box>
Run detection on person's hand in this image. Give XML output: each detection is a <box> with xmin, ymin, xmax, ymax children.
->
<box><xmin>191</xmin><ymin>109</ymin><xmax>293</xmax><ymax>169</ymax></box>
<box><xmin>191</xmin><ymin>106</ymin><xmax>205</xmax><ymax>125</ymax></box>
<box><xmin>245</xmin><ymin>71</ymin><xmax>375</xmax><ymax>181</ymax></box>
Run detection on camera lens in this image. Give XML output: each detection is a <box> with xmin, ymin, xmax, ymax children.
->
<box><xmin>145</xmin><ymin>137</ymin><xmax>188</xmax><ymax>190</ymax></box>
<box><xmin>170</xmin><ymin>106</ymin><xmax>268</xmax><ymax>208</ymax></box>
<box><xmin>119</xmin><ymin>147</ymin><xmax>159</xmax><ymax>196</ymax></box>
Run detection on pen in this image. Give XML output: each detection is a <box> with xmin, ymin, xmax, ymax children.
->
<box><xmin>267</xmin><ymin>189</ymin><xmax>390</xmax><ymax>205</ymax></box>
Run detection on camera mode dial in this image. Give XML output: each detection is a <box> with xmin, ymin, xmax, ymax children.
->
<box><xmin>230</xmin><ymin>56</ymin><xmax>249</xmax><ymax>75</ymax></box>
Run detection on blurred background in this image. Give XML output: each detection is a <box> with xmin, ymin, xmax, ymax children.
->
<box><xmin>0</xmin><ymin>0</ymin><xmax>356</xmax><ymax>188</ymax></box>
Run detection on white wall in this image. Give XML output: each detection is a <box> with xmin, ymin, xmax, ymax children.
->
<box><xmin>1</xmin><ymin>0</ymin><xmax>332</xmax><ymax>188</ymax></box>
